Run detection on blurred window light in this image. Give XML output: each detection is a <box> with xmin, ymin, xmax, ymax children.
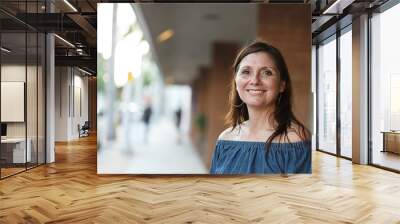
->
<box><xmin>128</xmin><ymin>102</ymin><xmax>139</xmax><ymax>113</ymax></box>
<box><xmin>103</xmin><ymin>73</ymin><xmax>109</xmax><ymax>82</ymax></box>
<box><xmin>131</xmin><ymin>30</ymin><xmax>143</xmax><ymax>45</ymax></box>
<box><xmin>98</xmin><ymin>4</ymin><xmax>114</xmax><ymax>59</ymax></box>
<box><xmin>117</xmin><ymin>3</ymin><xmax>137</xmax><ymax>36</ymax></box>
<box><xmin>114</xmin><ymin>30</ymin><xmax>144</xmax><ymax>87</ymax></box>
<box><xmin>114</xmin><ymin>71</ymin><xmax>128</xmax><ymax>88</ymax></box>
<box><xmin>139</xmin><ymin>40</ymin><xmax>150</xmax><ymax>55</ymax></box>
<box><xmin>157</xmin><ymin>29</ymin><xmax>174</xmax><ymax>43</ymax></box>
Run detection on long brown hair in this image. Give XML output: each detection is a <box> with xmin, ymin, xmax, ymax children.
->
<box><xmin>225</xmin><ymin>41</ymin><xmax>310</xmax><ymax>148</ymax></box>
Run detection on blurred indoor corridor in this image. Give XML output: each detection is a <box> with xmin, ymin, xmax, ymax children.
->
<box><xmin>98</xmin><ymin>116</ymin><xmax>208</xmax><ymax>174</ymax></box>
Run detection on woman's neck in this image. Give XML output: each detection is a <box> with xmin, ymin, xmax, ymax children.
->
<box><xmin>245</xmin><ymin>105</ymin><xmax>276</xmax><ymax>134</ymax></box>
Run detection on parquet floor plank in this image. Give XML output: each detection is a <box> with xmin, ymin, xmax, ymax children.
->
<box><xmin>1</xmin><ymin>135</ymin><xmax>400</xmax><ymax>223</ymax></box>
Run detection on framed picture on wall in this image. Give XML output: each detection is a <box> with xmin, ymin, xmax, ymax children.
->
<box><xmin>1</xmin><ymin>81</ymin><xmax>25</xmax><ymax>122</ymax></box>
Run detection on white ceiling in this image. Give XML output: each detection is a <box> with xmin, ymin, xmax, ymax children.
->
<box><xmin>136</xmin><ymin>3</ymin><xmax>258</xmax><ymax>84</ymax></box>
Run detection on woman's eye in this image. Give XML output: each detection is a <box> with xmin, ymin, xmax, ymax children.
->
<box><xmin>240</xmin><ymin>70</ymin><xmax>250</xmax><ymax>75</ymax></box>
<box><xmin>261</xmin><ymin>70</ymin><xmax>272</xmax><ymax>77</ymax></box>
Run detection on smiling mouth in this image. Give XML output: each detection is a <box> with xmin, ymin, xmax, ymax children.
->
<box><xmin>246</xmin><ymin>89</ymin><xmax>266</xmax><ymax>94</ymax></box>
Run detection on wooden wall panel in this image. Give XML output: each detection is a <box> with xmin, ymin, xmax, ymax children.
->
<box><xmin>190</xmin><ymin>67</ymin><xmax>211</xmax><ymax>162</ymax></box>
<box><xmin>88</xmin><ymin>77</ymin><xmax>97</xmax><ymax>132</ymax></box>
<box><xmin>205</xmin><ymin>42</ymin><xmax>239</xmax><ymax>167</ymax></box>
<box><xmin>257</xmin><ymin>4</ymin><xmax>312</xmax><ymax>130</ymax></box>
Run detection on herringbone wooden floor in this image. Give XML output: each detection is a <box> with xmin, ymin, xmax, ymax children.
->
<box><xmin>1</xmin><ymin>135</ymin><xmax>400</xmax><ymax>223</ymax></box>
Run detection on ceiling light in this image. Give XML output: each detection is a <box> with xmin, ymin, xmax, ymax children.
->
<box><xmin>54</xmin><ymin>34</ymin><xmax>75</xmax><ymax>48</ymax></box>
<box><xmin>1</xmin><ymin>47</ymin><xmax>11</xmax><ymax>53</ymax></box>
<box><xmin>157</xmin><ymin>29</ymin><xmax>174</xmax><ymax>43</ymax></box>
<box><xmin>63</xmin><ymin>0</ymin><xmax>78</xmax><ymax>12</ymax></box>
<box><xmin>322</xmin><ymin>0</ymin><xmax>355</xmax><ymax>15</ymax></box>
<box><xmin>77</xmin><ymin>67</ymin><xmax>92</xmax><ymax>76</ymax></box>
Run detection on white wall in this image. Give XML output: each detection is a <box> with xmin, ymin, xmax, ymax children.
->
<box><xmin>72</xmin><ymin>73</ymin><xmax>89</xmax><ymax>138</ymax></box>
<box><xmin>55</xmin><ymin>67</ymin><xmax>68</xmax><ymax>141</ymax></box>
<box><xmin>55</xmin><ymin>67</ymin><xmax>89</xmax><ymax>141</ymax></box>
<box><xmin>1</xmin><ymin>65</ymin><xmax>37</xmax><ymax>137</ymax></box>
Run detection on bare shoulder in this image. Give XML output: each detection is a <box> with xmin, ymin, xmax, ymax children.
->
<box><xmin>218</xmin><ymin>126</ymin><xmax>241</xmax><ymax>141</ymax></box>
<box><xmin>285</xmin><ymin>123</ymin><xmax>311</xmax><ymax>143</ymax></box>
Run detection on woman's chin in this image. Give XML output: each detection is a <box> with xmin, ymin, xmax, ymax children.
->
<box><xmin>245</xmin><ymin>101</ymin><xmax>269</xmax><ymax>108</ymax></box>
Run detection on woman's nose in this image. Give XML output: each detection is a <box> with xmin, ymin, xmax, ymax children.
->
<box><xmin>249</xmin><ymin>73</ymin><xmax>260</xmax><ymax>84</ymax></box>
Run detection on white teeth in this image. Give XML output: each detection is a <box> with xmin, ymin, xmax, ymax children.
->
<box><xmin>247</xmin><ymin>90</ymin><xmax>264</xmax><ymax>93</ymax></box>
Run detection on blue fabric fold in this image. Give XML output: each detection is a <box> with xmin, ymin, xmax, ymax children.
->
<box><xmin>210</xmin><ymin>140</ymin><xmax>311</xmax><ymax>174</ymax></box>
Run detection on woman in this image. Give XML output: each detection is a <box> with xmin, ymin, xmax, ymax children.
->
<box><xmin>210</xmin><ymin>41</ymin><xmax>311</xmax><ymax>174</ymax></box>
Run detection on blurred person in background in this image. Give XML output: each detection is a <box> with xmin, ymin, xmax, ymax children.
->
<box><xmin>142</xmin><ymin>96</ymin><xmax>153</xmax><ymax>143</ymax></box>
<box><xmin>175</xmin><ymin>107</ymin><xmax>182</xmax><ymax>144</ymax></box>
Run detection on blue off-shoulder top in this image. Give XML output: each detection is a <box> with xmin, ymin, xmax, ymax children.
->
<box><xmin>210</xmin><ymin>140</ymin><xmax>311</xmax><ymax>174</ymax></box>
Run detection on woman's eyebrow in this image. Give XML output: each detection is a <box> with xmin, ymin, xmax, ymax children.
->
<box><xmin>260</xmin><ymin>66</ymin><xmax>275</xmax><ymax>70</ymax></box>
<box><xmin>239</xmin><ymin>65</ymin><xmax>276</xmax><ymax>71</ymax></box>
<box><xmin>239</xmin><ymin>65</ymin><xmax>251</xmax><ymax>69</ymax></box>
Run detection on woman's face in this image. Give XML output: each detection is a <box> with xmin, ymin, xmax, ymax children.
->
<box><xmin>235</xmin><ymin>52</ymin><xmax>285</xmax><ymax>108</ymax></box>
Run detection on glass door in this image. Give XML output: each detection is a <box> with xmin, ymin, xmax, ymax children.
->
<box><xmin>339</xmin><ymin>27</ymin><xmax>352</xmax><ymax>159</ymax></box>
<box><xmin>1</xmin><ymin>30</ymin><xmax>28</xmax><ymax>178</ymax></box>
<box><xmin>317</xmin><ymin>35</ymin><xmax>337</xmax><ymax>155</ymax></box>
<box><xmin>370</xmin><ymin>2</ymin><xmax>400</xmax><ymax>171</ymax></box>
